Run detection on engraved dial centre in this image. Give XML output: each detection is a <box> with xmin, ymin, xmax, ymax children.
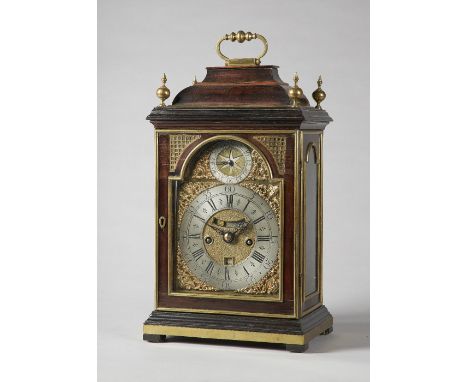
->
<box><xmin>203</xmin><ymin>209</ymin><xmax>255</xmax><ymax>266</ymax></box>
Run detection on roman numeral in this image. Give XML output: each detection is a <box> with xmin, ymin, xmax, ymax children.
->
<box><xmin>207</xmin><ymin>199</ymin><xmax>217</xmax><ymax>212</ymax></box>
<box><xmin>257</xmin><ymin>235</ymin><xmax>270</xmax><ymax>242</ymax></box>
<box><xmin>226</xmin><ymin>194</ymin><xmax>234</xmax><ymax>208</ymax></box>
<box><xmin>192</xmin><ymin>248</ymin><xmax>204</xmax><ymax>261</ymax></box>
<box><xmin>188</xmin><ymin>233</ymin><xmax>201</xmax><ymax>239</ymax></box>
<box><xmin>253</xmin><ymin>216</ymin><xmax>265</xmax><ymax>225</ymax></box>
<box><xmin>242</xmin><ymin>200</ymin><xmax>250</xmax><ymax>212</ymax></box>
<box><xmin>252</xmin><ymin>251</ymin><xmax>265</xmax><ymax>263</ymax></box>
<box><xmin>243</xmin><ymin>266</ymin><xmax>250</xmax><ymax>275</ymax></box>
<box><xmin>224</xmin><ymin>267</ymin><xmax>230</xmax><ymax>280</ymax></box>
<box><xmin>205</xmin><ymin>261</ymin><xmax>214</xmax><ymax>275</ymax></box>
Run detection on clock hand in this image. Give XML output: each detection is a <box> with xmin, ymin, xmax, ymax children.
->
<box><xmin>207</xmin><ymin>218</ymin><xmax>250</xmax><ymax>239</ymax></box>
<box><xmin>218</xmin><ymin>162</ymin><xmax>233</xmax><ymax>172</ymax></box>
<box><xmin>232</xmin><ymin>219</ymin><xmax>250</xmax><ymax>236</ymax></box>
<box><xmin>230</xmin><ymin>150</ymin><xmax>243</xmax><ymax>164</ymax></box>
<box><xmin>206</xmin><ymin>222</ymin><xmax>228</xmax><ymax>236</ymax></box>
<box><xmin>207</xmin><ymin>218</ymin><xmax>239</xmax><ymax>235</ymax></box>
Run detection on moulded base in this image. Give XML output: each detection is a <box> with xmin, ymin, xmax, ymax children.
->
<box><xmin>143</xmin><ymin>305</ymin><xmax>333</xmax><ymax>353</ymax></box>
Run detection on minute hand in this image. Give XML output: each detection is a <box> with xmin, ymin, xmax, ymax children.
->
<box><xmin>207</xmin><ymin>218</ymin><xmax>249</xmax><ymax>236</ymax></box>
<box><xmin>232</xmin><ymin>219</ymin><xmax>250</xmax><ymax>236</ymax></box>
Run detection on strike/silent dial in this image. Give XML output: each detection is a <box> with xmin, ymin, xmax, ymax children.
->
<box><xmin>209</xmin><ymin>142</ymin><xmax>252</xmax><ymax>184</ymax></box>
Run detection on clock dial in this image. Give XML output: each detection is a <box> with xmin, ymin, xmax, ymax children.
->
<box><xmin>178</xmin><ymin>184</ymin><xmax>279</xmax><ymax>290</ymax></box>
<box><xmin>209</xmin><ymin>142</ymin><xmax>252</xmax><ymax>184</ymax></box>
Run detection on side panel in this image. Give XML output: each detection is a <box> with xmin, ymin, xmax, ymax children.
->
<box><xmin>300</xmin><ymin>132</ymin><xmax>322</xmax><ymax>315</ymax></box>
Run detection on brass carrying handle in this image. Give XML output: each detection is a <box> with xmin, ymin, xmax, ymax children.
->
<box><xmin>216</xmin><ymin>31</ymin><xmax>268</xmax><ymax>66</ymax></box>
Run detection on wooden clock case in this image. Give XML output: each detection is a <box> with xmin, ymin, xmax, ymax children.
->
<box><xmin>143</xmin><ymin>65</ymin><xmax>333</xmax><ymax>352</ymax></box>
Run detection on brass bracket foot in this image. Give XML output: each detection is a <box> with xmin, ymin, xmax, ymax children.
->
<box><xmin>143</xmin><ymin>334</ymin><xmax>166</xmax><ymax>343</ymax></box>
<box><xmin>286</xmin><ymin>343</ymin><xmax>309</xmax><ymax>353</ymax></box>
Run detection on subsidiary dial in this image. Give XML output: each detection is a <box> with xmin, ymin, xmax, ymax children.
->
<box><xmin>209</xmin><ymin>141</ymin><xmax>252</xmax><ymax>184</ymax></box>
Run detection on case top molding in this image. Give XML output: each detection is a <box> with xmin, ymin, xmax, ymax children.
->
<box><xmin>148</xmin><ymin>31</ymin><xmax>332</xmax><ymax>128</ymax></box>
<box><xmin>147</xmin><ymin>66</ymin><xmax>332</xmax><ymax>127</ymax></box>
<box><xmin>147</xmin><ymin>105</ymin><xmax>332</xmax><ymax>130</ymax></box>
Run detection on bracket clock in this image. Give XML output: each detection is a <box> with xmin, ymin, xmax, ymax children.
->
<box><xmin>143</xmin><ymin>32</ymin><xmax>333</xmax><ymax>352</ymax></box>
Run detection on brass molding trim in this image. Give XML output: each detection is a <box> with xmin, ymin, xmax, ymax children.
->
<box><xmin>293</xmin><ymin>130</ymin><xmax>300</xmax><ymax>318</ymax></box>
<box><xmin>299</xmin><ymin>132</ymin><xmax>305</xmax><ymax>308</ymax></box>
<box><xmin>176</xmin><ymin>135</ymin><xmax>274</xmax><ymax>181</ymax></box>
<box><xmin>169</xmin><ymin>134</ymin><xmax>201</xmax><ymax>171</ymax></box>
<box><xmin>167</xmin><ymin>290</ymin><xmax>280</xmax><ymax>301</ymax></box>
<box><xmin>156</xmin><ymin>306</ymin><xmax>296</xmax><ymax>319</ymax></box>
<box><xmin>168</xmin><ymin>177</ymin><xmax>284</xmax><ymax>301</ymax></box>
<box><xmin>144</xmin><ymin>324</ymin><xmax>305</xmax><ymax>345</ymax></box>
<box><xmin>319</xmin><ymin>133</ymin><xmax>324</xmax><ymax>304</ymax></box>
<box><xmin>156</xmin><ymin>129</ymin><xmax>297</xmax><ymax>134</ymax></box>
<box><xmin>154</xmin><ymin>131</ymin><xmax>159</xmax><ymax>309</ymax></box>
<box><xmin>143</xmin><ymin>316</ymin><xmax>333</xmax><ymax>345</ymax></box>
<box><xmin>153</xmin><ymin>130</ymin><xmax>305</xmax><ymax>318</ymax></box>
<box><xmin>165</xmin><ymin>134</ymin><xmax>285</xmax><ymax>304</ymax></box>
<box><xmin>253</xmin><ymin>135</ymin><xmax>287</xmax><ymax>175</ymax></box>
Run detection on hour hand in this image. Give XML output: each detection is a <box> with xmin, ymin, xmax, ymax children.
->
<box><xmin>207</xmin><ymin>218</ymin><xmax>236</xmax><ymax>235</ymax></box>
<box><xmin>206</xmin><ymin>221</ymin><xmax>229</xmax><ymax>236</ymax></box>
<box><xmin>207</xmin><ymin>217</ymin><xmax>250</xmax><ymax>243</ymax></box>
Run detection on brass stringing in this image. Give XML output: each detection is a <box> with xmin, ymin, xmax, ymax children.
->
<box><xmin>253</xmin><ymin>136</ymin><xmax>287</xmax><ymax>175</ymax></box>
<box><xmin>175</xmin><ymin>146</ymin><xmax>280</xmax><ymax>295</ymax></box>
<box><xmin>169</xmin><ymin>134</ymin><xmax>201</xmax><ymax>171</ymax></box>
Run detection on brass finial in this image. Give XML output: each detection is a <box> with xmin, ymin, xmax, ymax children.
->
<box><xmin>156</xmin><ymin>73</ymin><xmax>170</xmax><ymax>107</ymax></box>
<box><xmin>192</xmin><ymin>76</ymin><xmax>198</xmax><ymax>85</ymax></box>
<box><xmin>312</xmin><ymin>75</ymin><xmax>326</xmax><ymax>110</ymax></box>
<box><xmin>288</xmin><ymin>72</ymin><xmax>303</xmax><ymax>108</ymax></box>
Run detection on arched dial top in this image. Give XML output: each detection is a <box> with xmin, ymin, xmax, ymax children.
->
<box><xmin>209</xmin><ymin>141</ymin><xmax>253</xmax><ymax>184</ymax></box>
<box><xmin>178</xmin><ymin>184</ymin><xmax>279</xmax><ymax>291</ymax></box>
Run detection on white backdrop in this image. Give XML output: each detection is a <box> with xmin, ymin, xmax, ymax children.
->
<box><xmin>98</xmin><ymin>0</ymin><xmax>369</xmax><ymax>380</ymax></box>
